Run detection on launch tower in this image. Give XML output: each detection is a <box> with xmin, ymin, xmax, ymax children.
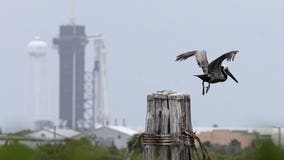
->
<box><xmin>53</xmin><ymin>24</ymin><xmax>87</xmax><ymax>130</ymax></box>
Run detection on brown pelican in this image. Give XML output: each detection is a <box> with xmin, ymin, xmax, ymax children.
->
<box><xmin>176</xmin><ymin>50</ymin><xmax>238</xmax><ymax>95</ymax></box>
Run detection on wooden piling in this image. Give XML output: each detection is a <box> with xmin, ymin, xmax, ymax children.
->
<box><xmin>143</xmin><ymin>90</ymin><xmax>193</xmax><ymax>160</ymax></box>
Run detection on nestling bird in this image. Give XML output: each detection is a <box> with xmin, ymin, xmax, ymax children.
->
<box><xmin>176</xmin><ymin>50</ymin><xmax>238</xmax><ymax>95</ymax></box>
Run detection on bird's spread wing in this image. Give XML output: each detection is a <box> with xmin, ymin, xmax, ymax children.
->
<box><xmin>176</xmin><ymin>50</ymin><xmax>197</xmax><ymax>61</ymax></box>
<box><xmin>208</xmin><ymin>50</ymin><xmax>238</xmax><ymax>75</ymax></box>
<box><xmin>176</xmin><ymin>50</ymin><xmax>209</xmax><ymax>74</ymax></box>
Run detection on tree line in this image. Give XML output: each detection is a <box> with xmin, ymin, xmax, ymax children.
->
<box><xmin>0</xmin><ymin>135</ymin><xmax>284</xmax><ymax>160</ymax></box>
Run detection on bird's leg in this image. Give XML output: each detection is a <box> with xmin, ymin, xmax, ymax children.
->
<box><xmin>202</xmin><ymin>81</ymin><xmax>205</xmax><ymax>95</ymax></box>
<box><xmin>205</xmin><ymin>83</ymin><xmax>211</xmax><ymax>93</ymax></box>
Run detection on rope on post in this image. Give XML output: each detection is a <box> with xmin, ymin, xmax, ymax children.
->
<box><xmin>126</xmin><ymin>129</ymin><xmax>211</xmax><ymax>160</ymax></box>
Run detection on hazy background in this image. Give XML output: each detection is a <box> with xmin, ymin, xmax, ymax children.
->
<box><xmin>0</xmin><ymin>0</ymin><xmax>283</xmax><ymax>132</ymax></box>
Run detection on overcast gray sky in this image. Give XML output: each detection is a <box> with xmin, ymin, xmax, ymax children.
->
<box><xmin>0</xmin><ymin>0</ymin><xmax>283</xmax><ymax>132</ymax></box>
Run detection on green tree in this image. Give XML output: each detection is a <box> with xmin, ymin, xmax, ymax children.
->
<box><xmin>254</xmin><ymin>139</ymin><xmax>284</xmax><ymax>160</ymax></box>
<box><xmin>62</xmin><ymin>138</ymin><xmax>97</xmax><ymax>160</ymax></box>
<box><xmin>34</xmin><ymin>143</ymin><xmax>65</xmax><ymax>160</ymax></box>
<box><xmin>33</xmin><ymin>138</ymin><xmax>123</xmax><ymax>160</ymax></box>
<box><xmin>227</xmin><ymin>139</ymin><xmax>241</xmax><ymax>154</ymax></box>
<box><xmin>0</xmin><ymin>142</ymin><xmax>35</xmax><ymax>160</ymax></box>
<box><xmin>203</xmin><ymin>141</ymin><xmax>212</xmax><ymax>148</ymax></box>
<box><xmin>127</xmin><ymin>134</ymin><xmax>143</xmax><ymax>160</ymax></box>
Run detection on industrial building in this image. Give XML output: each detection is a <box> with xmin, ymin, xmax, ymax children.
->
<box><xmin>52</xmin><ymin>22</ymin><xmax>109</xmax><ymax>131</ymax></box>
<box><xmin>53</xmin><ymin>24</ymin><xmax>88</xmax><ymax>130</ymax></box>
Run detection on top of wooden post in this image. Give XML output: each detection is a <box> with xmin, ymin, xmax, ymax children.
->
<box><xmin>147</xmin><ymin>90</ymin><xmax>190</xmax><ymax>100</ymax></box>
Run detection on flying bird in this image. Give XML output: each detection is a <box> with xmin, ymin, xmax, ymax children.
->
<box><xmin>176</xmin><ymin>50</ymin><xmax>238</xmax><ymax>95</ymax></box>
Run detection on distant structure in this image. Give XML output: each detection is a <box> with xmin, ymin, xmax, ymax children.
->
<box><xmin>83</xmin><ymin>71</ymin><xmax>94</xmax><ymax>129</ymax></box>
<box><xmin>53</xmin><ymin>24</ymin><xmax>88</xmax><ymax>130</ymax></box>
<box><xmin>197</xmin><ymin>129</ymin><xmax>253</xmax><ymax>149</ymax></box>
<box><xmin>80</xmin><ymin>125</ymin><xmax>138</xmax><ymax>149</ymax></box>
<box><xmin>93</xmin><ymin>35</ymin><xmax>109</xmax><ymax>127</ymax></box>
<box><xmin>80</xmin><ymin>35</ymin><xmax>109</xmax><ymax>129</ymax></box>
<box><xmin>27</xmin><ymin>37</ymin><xmax>48</xmax><ymax>128</ymax></box>
<box><xmin>53</xmin><ymin>3</ymin><xmax>109</xmax><ymax>129</ymax></box>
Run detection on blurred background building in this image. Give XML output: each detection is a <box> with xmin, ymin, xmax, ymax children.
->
<box><xmin>53</xmin><ymin>24</ymin><xmax>87</xmax><ymax>130</ymax></box>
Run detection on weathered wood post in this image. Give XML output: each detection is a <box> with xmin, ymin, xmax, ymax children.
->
<box><xmin>143</xmin><ymin>90</ymin><xmax>193</xmax><ymax>160</ymax></box>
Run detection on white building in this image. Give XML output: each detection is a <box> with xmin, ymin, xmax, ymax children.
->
<box><xmin>25</xmin><ymin>128</ymin><xmax>80</xmax><ymax>140</ymax></box>
<box><xmin>82</xmin><ymin>125</ymin><xmax>138</xmax><ymax>149</ymax></box>
<box><xmin>0</xmin><ymin>128</ymin><xmax>81</xmax><ymax>148</ymax></box>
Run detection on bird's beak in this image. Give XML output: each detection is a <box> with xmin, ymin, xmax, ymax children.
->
<box><xmin>225</xmin><ymin>68</ymin><xmax>238</xmax><ymax>83</ymax></box>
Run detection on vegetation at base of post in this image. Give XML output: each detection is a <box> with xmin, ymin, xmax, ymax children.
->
<box><xmin>127</xmin><ymin>134</ymin><xmax>143</xmax><ymax>160</ymax></box>
<box><xmin>127</xmin><ymin>135</ymin><xmax>284</xmax><ymax>160</ymax></box>
<box><xmin>0</xmin><ymin>135</ymin><xmax>284</xmax><ymax>160</ymax></box>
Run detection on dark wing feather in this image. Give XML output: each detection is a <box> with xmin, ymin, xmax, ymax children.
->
<box><xmin>208</xmin><ymin>50</ymin><xmax>238</xmax><ymax>75</ymax></box>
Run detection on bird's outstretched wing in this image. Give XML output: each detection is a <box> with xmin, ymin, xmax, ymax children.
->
<box><xmin>208</xmin><ymin>50</ymin><xmax>238</xmax><ymax>74</ymax></box>
<box><xmin>176</xmin><ymin>50</ymin><xmax>197</xmax><ymax>61</ymax></box>
<box><xmin>176</xmin><ymin>50</ymin><xmax>209</xmax><ymax>74</ymax></box>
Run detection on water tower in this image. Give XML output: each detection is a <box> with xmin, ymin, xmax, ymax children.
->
<box><xmin>27</xmin><ymin>36</ymin><xmax>48</xmax><ymax>128</ymax></box>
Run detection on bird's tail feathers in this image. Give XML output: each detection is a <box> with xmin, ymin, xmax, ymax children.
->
<box><xmin>194</xmin><ymin>74</ymin><xmax>210</xmax><ymax>81</ymax></box>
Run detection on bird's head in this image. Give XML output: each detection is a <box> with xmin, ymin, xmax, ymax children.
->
<box><xmin>222</xmin><ymin>65</ymin><xmax>238</xmax><ymax>83</ymax></box>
